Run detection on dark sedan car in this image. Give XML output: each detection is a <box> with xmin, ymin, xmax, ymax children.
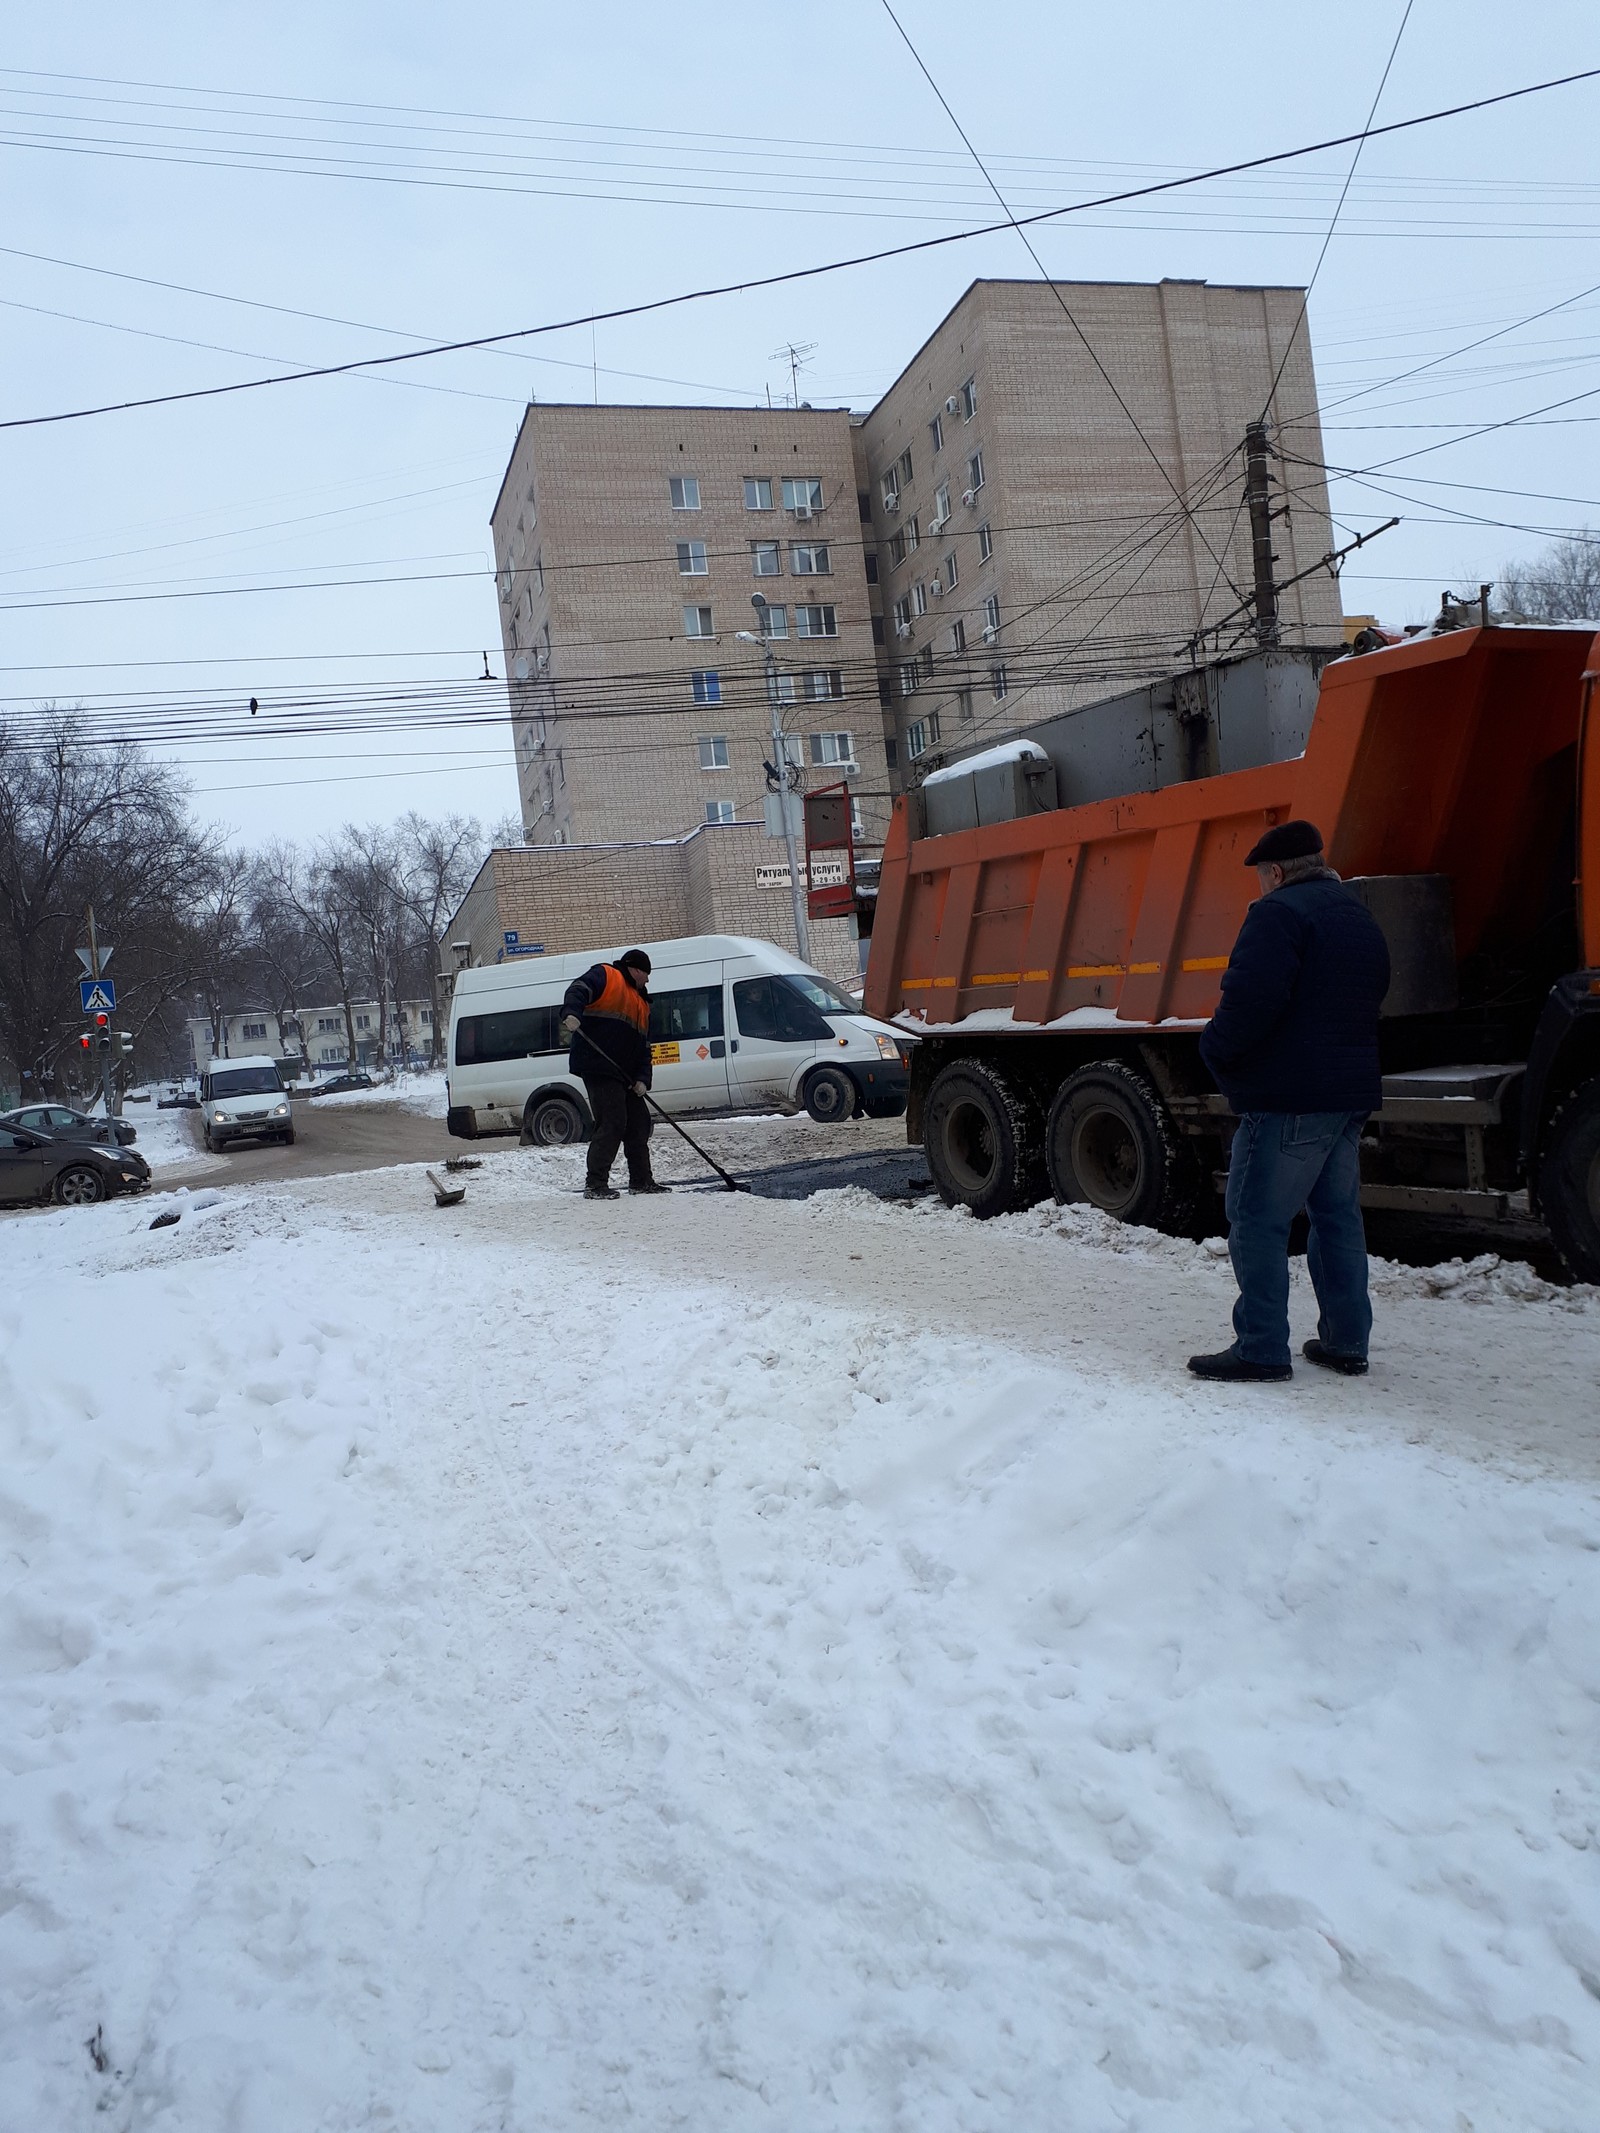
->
<box><xmin>2</xmin><ymin>1102</ymin><xmax>138</xmax><ymax>1147</ymax></box>
<box><xmin>0</xmin><ymin>1125</ymin><xmax>151</xmax><ymax>1207</ymax></box>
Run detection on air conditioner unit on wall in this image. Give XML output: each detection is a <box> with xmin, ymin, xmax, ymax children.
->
<box><xmin>929</xmin><ymin>579</ymin><xmax>943</xmax><ymax>597</ymax></box>
<box><xmin>982</xmin><ymin>624</ymin><xmax>998</xmax><ymax>645</ymax></box>
<box><xmin>927</xmin><ymin>514</ymin><xmax>947</xmax><ymax>535</ymax></box>
<box><xmin>962</xmin><ymin>489</ymin><xmax>977</xmax><ymax>507</ymax></box>
<box><xmin>945</xmin><ymin>396</ymin><xmax>960</xmax><ymax>415</ymax></box>
<box><xmin>792</xmin><ymin>503</ymin><xmax>812</xmax><ymax>520</ymax></box>
<box><xmin>885</xmin><ymin>493</ymin><xmax>900</xmax><ymax>512</ymax></box>
<box><xmin>895</xmin><ymin>621</ymin><xmax>911</xmax><ymax>640</ymax></box>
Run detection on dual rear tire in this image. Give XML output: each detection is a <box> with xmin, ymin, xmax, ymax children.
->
<box><xmin>923</xmin><ymin>1055</ymin><xmax>1197</xmax><ymax>1232</ymax></box>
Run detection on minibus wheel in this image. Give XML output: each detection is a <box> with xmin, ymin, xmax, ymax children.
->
<box><xmin>524</xmin><ymin>1092</ymin><xmax>587</xmax><ymax>1147</ymax></box>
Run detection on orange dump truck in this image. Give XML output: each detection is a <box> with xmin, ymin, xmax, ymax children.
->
<box><xmin>864</xmin><ymin>625</ymin><xmax>1600</xmax><ymax>1282</ymax></box>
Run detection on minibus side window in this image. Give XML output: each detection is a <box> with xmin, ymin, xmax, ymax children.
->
<box><xmin>649</xmin><ymin>985</ymin><xmax>725</xmax><ymax>1042</ymax></box>
<box><xmin>455</xmin><ymin>1004</ymin><xmax>561</xmax><ymax>1065</ymax></box>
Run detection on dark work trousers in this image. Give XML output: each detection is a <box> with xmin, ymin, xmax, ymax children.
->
<box><xmin>1224</xmin><ymin>1111</ymin><xmax>1372</xmax><ymax>1367</ymax></box>
<box><xmin>582</xmin><ymin>1076</ymin><xmax>654</xmax><ymax>1189</ymax></box>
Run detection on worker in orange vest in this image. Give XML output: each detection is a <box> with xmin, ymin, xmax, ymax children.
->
<box><xmin>560</xmin><ymin>949</ymin><xmax>671</xmax><ymax>1200</ymax></box>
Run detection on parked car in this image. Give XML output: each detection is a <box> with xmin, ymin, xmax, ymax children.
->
<box><xmin>157</xmin><ymin>1082</ymin><xmax>200</xmax><ymax>1109</ymax></box>
<box><xmin>446</xmin><ymin>933</ymin><xmax>910</xmax><ymax>1145</ymax></box>
<box><xmin>306</xmin><ymin>1070</ymin><xmax>374</xmax><ymax>1096</ymax></box>
<box><xmin>198</xmin><ymin>1056</ymin><xmax>294</xmax><ymax>1150</ymax></box>
<box><xmin>2</xmin><ymin>1103</ymin><xmax>138</xmax><ymax>1147</ymax></box>
<box><xmin>0</xmin><ymin>1125</ymin><xmax>150</xmax><ymax>1207</ymax></box>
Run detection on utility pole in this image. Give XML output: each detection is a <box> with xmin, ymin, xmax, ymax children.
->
<box><xmin>1244</xmin><ymin>420</ymin><xmax>1280</xmax><ymax>648</ymax></box>
<box><xmin>739</xmin><ymin>602</ymin><xmax>810</xmax><ymax>961</ymax></box>
<box><xmin>85</xmin><ymin>903</ymin><xmax>116</xmax><ymax>1122</ymax></box>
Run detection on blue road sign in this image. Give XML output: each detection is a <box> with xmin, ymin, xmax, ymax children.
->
<box><xmin>79</xmin><ymin>979</ymin><xmax>117</xmax><ymax>1013</ymax></box>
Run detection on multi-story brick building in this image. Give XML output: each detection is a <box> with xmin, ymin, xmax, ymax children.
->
<box><xmin>472</xmin><ymin>278</ymin><xmax>1339</xmax><ymax>985</ymax></box>
<box><xmin>853</xmin><ymin>278</ymin><xmax>1341</xmax><ymax>777</ymax></box>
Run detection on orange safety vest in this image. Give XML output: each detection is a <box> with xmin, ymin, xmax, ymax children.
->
<box><xmin>586</xmin><ymin>963</ymin><xmax>650</xmax><ymax>1037</ymax></box>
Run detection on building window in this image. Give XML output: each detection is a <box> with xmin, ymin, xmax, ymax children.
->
<box><xmin>676</xmin><ymin>540</ymin><xmax>708</xmax><ymax>575</ymax></box>
<box><xmin>957</xmin><ymin>685</ymin><xmax>974</xmax><ymax>723</ymax></box>
<box><xmin>960</xmin><ymin>375</ymin><xmax>977</xmax><ymax>420</ymax></box>
<box><xmin>944</xmin><ymin>548</ymin><xmax>959</xmax><ymax>589</ymax></box>
<box><xmin>782</xmin><ymin>476</ymin><xmax>824</xmax><ymax>512</ymax></box>
<box><xmin>788</xmin><ymin>542</ymin><xmax>830</xmax><ymax>575</ymax></box>
<box><xmin>872</xmin><ymin>615</ymin><xmax>885</xmax><ymax>645</ymax></box>
<box><xmin>905</xmin><ymin>515</ymin><xmax>920</xmax><ymax>552</ymax></box>
<box><xmin>356</xmin><ymin>1014</ymin><xmax>372</xmax><ymax>1030</ymax></box>
<box><xmin>670</xmin><ymin>476</ymin><xmax>700</xmax><ymax>510</ymax></box>
<box><xmin>983</xmin><ymin>593</ymin><xmax>1001</xmax><ymax>634</ymax></box>
<box><xmin>317</xmin><ymin>1017</ymin><xmax>339</xmax><ymax>1033</ymax></box>
<box><xmin>920</xmin><ymin>642</ymin><xmax>934</xmax><ymax>677</ymax></box>
<box><xmin>759</xmin><ymin>604</ymin><xmax>788</xmax><ymax>638</ymax></box>
<box><xmin>913</xmin><ymin>581</ymin><xmax>928</xmax><ymax>618</ymax></box>
<box><xmin>896</xmin><ymin>447</ymin><xmax>913</xmax><ymax>489</ymax></box>
<box><xmin>691</xmin><ymin>668</ymin><xmax>721</xmax><ymax>704</ymax></box>
<box><xmin>899</xmin><ymin>661</ymin><xmax>920</xmax><ymax>695</ymax></box>
<box><xmin>744</xmin><ymin>476</ymin><xmax>773</xmax><ymax>511</ymax></box>
<box><xmin>705</xmin><ymin>800</ymin><xmax>736</xmax><ymax>825</ymax></box>
<box><xmin>864</xmin><ymin>549</ymin><xmax>879</xmax><ymax>585</ymax></box>
<box><xmin>965</xmin><ymin>451</ymin><xmax>985</xmax><ymax>496</ymax></box>
<box><xmin>698</xmin><ymin>735</ymin><xmax>730</xmax><ymax>769</ymax></box>
<box><xmin>535</xmin><ymin>552</ymin><xmax>544</xmax><ymax>591</ymax></box>
<box><xmin>751</xmin><ymin>541</ymin><xmax>782</xmax><ymax>577</ymax></box>
<box><xmin>930</xmin><ymin>414</ymin><xmax>943</xmax><ymax>454</ymax></box>
<box><xmin>773</xmin><ymin>672</ymin><xmax>798</xmax><ymax>704</ymax></box>
<box><xmin>809</xmin><ymin>730</ymin><xmax>854</xmax><ymax>766</ymax></box>
<box><xmin>991</xmin><ymin>663</ymin><xmax>1008</xmax><ymax>700</ymax></box>
<box><xmin>240</xmin><ymin>1021</ymin><xmax>267</xmax><ymax>1040</ymax></box>
<box><xmin>933</xmin><ymin>480</ymin><xmax>951</xmax><ymax>526</ymax></box>
<box><xmin>850</xmin><ymin>796</ymin><xmax>865</xmax><ymax>838</ymax></box>
<box><xmin>950</xmin><ymin>618</ymin><xmax>966</xmax><ymax>652</ymax></box>
<box><xmin>881</xmin><ymin>470</ymin><xmax>901</xmax><ymax>512</ymax></box>
<box><xmin>893</xmin><ymin>594</ymin><xmax>912</xmax><ymax>634</ymax></box>
<box><xmin>907</xmin><ymin>719</ymin><xmax>929</xmax><ymax>760</ymax></box>
<box><xmin>887</xmin><ymin>527</ymin><xmax>907</xmax><ymax>569</ymax></box>
<box><xmin>683</xmin><ymin>605</ymin><xmax>715</xmax><ymax>637</ymax></box>
<box><xmin>885</xmin><ymin>736</ymin><xmax>899</xmax><ymax>767</ymax></box>
<box><xmin>802</xmin><ymin>666</ymin><xmax>844</xmax><ymax>700</ymax></box>
<box><xmin>795</xmin><ymin>604</ymin><xmax>837</xmax><ymax>637</ymax></box>
<box><xmin>858</xmin><ymin>489</ymin><xmax>873</xmax><ymax>521</ymax></box>
<box><xmin>978</xmin><ymin>520</ymin><xmax>994</xmax><ymax>562</ymax></box>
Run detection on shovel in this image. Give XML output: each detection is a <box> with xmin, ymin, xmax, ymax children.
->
<box><xmin>425</xmin><ymin>1168</ymin><xmax>466</xmax><ymax>1208</ymax></box>
<box><xmin>568</xmin><ymin>1021</ymin><xmax>750</xmax><ymax>1193</ymax></box>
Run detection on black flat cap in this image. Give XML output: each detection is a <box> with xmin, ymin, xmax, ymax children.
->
<box><xmin>617</xmin><ymin>947</ymin><xmax>652</xmax><ymax>973</ymax></box>
<box><xmin>1245</xmin><ymin>819</ymin><xmax>1324</xmax><ymax>867</ymax></box>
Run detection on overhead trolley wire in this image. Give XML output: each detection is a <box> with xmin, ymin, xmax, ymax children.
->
<box><xmin>3</xmin><ymin>65</ymin><xmax>1597</xmax><ymax>432</ymax></box>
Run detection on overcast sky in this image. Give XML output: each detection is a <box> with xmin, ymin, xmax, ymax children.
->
<box><xmin>4</xmin><ymin>0</ymin><xmax>1596</xmax><ymax>846</ymax></box>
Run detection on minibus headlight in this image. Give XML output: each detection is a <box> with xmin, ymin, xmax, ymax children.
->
<box><xmin>874</xmin><ymin>1034</ymin><xmax>901</xmax><ymax>1060</ymax></box>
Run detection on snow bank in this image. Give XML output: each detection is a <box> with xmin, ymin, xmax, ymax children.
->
<box><xmin>2</xmin><ymin>1172</ymin><xmax>1597</xmax><ymax>2127</ymax></box>
<box><xmin>305</xmin><ymin>1067</ymin><xmax>448</xmax><ymax>1117</ymax></box>
<box><xmin>920</xmin><ymin>737</ymin><xmax>1048</xmax><ymax>786</ymax></box>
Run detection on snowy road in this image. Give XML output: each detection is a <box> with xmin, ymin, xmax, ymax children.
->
<box><xmin>3</xmin><ymin>1150</ymin><xmax>1598</xmax><ymax>2130</ymax></box>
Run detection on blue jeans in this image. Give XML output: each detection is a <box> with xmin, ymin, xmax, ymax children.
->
<box><xmin>1224</xmin><ymin>1111</ymin><xmax>1372</xmax><ymax>1368</ymax></box>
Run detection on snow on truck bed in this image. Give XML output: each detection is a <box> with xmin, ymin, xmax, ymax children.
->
<box><xmin>2</xmin><ymin>1153</ymin><xmax>1598</xmax><ymax>2130</ymax></box>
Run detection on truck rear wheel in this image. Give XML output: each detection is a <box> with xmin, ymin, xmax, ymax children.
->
<box><xmin>1539</xmin><ymin>1075</ymin><xmax>1600</xmax><ymax>1283</ymax></box>
<box><xmin>523</xmin><ymin>1092</ymin><xmax>587</xmax><ymax>1147</ymax></box>
<box><xmin>1046</xmin><ymin>1062</ymin><xmax>1197</xmax><ymax>1233</ymax></box>
<box><xmin>923</xmin><ymin>1061</ymin><xmax>1046</xmax><ymax>1218</ymax></box>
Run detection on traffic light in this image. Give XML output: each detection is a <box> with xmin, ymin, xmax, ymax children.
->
<box><xmin>79</xmin><ymin>1033</ymin><xmax>91</xmax><ymax>1053</ymax></box>
<box><xmin>94</xmin><ymin>1011</ymin><xmax>110</xmax><ymax>1050</ymax></box>
<box><xmin>118</xmin><ymin>1032</ymin><xmax>134</xmax><ymax>1057</ymax></box>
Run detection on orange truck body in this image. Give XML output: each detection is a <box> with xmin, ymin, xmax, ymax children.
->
<box><xmin>864</xmin><ymin>625</ymin><xmax>1600</xmax><ymax>1276</ymax></box>
<box><xmin>868</xmin><ymin>626</ymin><xmax>1598</xmax><ymax>1032</ymax></box>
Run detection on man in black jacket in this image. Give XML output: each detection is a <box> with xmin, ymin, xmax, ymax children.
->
<box><xmin>1190</xmin><ymin>820</ymin><xmax>1390</xmax><ymax>1383</ymax></box>
<box><xmin>559</xmin><ymin>948</ymin><xmax>671</xmax><ymax>1200</ymax></box>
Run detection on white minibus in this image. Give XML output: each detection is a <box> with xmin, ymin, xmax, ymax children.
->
<box><xmin>446</xmin><ymin>935</ymin><xmax>910</xmax><ymax>1145</ymax></box>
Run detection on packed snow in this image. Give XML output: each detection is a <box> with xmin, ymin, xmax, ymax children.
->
<box><xmin>2</xmin><ymin>1147</ymin><xmax>1598</xmax><ymax>2129</ymax></box>
<box><xmin>303</xmin><ymin>1067</ymin><xmax>448</xmax><ymax>1117</ymax></box>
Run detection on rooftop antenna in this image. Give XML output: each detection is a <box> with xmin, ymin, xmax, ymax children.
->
<box><xmin>769</xmin><ymin>341</ymin><xmax>818</xmax><ymax>408</ymax></box>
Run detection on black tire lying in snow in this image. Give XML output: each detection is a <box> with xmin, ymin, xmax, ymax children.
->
<box><xmin>1538</xmin><ymin>1073</ymin><xmax>1600</xmax><ymax>1284</ymax></box>
<box><xmin>1045</xmin><ymin>1060</ymin><xmax>1198</xmax><ymax>1234</ymax></box>
<box><xmin>923</xmin><ymin>1059</ymin><xmax>1047</xmax><ymax>1218</ymax></box>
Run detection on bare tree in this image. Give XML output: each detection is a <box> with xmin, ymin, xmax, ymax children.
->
<box><xmin>259</xmin><ymin>842</ymin><xmax>368</xmax><ymax>1072</ymax></box>
<box><xmin>395</xmin><ymin>812</ymin><xmax>486</xmax><ymax>1062</ymax></box>
<box><xmin>1499</xmin><ymin>531</ymin><xmax>1600</xmax><ymax>622</ymax></box>
<box><xmin>0</xmin><ymin>716</ymin><xmax>221</xmax><ymax>1097</ymax></box>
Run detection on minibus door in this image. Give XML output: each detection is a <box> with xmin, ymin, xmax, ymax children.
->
<box><xmin>646</xmin><ymin>965</ymin><xmax>733</xmax><ymax>1113</ymax></box>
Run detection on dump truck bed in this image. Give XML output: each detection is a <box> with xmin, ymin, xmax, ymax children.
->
<box><xmin>866</xmin><ymin>627</ymin><xmax>1597</xmax><ymax>1034</ymax></box>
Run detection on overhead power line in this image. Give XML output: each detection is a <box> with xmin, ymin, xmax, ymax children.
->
<box><xmin>3</xmin><ymin>65</ymin><xmax>1597</xmax><ymax>433</ymax></box>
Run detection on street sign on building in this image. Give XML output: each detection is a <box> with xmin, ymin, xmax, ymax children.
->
<box><xmin>79</xmin><ymin>979</ymin><xmax>117</xmax><ymax>1014</ymax></box>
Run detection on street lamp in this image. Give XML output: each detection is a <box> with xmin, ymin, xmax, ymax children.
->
<box><xmin>737</xmin><ymin>595</ymin><xmax>811</xmax><ymax>961</ymax></box>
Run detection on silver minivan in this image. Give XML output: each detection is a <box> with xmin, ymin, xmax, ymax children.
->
<box><xmin>446</xmin><ymin>935</ymin><xmax>910</xmax><ymax>1146</ymax></box>
<box><xmin>198</xmin><ymin>1055</ymin><xmax>295</xmax><ymax>1151</ymax></box>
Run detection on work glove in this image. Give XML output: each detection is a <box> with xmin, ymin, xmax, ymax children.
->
<box><xmin>632</xmin><ymin>1080</ymin><xmax>647</xmax><ymax>1097</ymax></box>
<box><xmin>560</xmin><ymin>1014</ymin><xmax>580</xmax><ymax>1037</ymax></box>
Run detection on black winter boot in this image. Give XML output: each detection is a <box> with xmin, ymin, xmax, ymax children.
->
<box><xmin>1187</xmin><ymin>1347</ymin><xmax>1293</xmax><ymax>1383</ymax></box>
<box><xmin>628</xmin><ymin>1179</ymin><xmax>672</xmax><ymax>1194</ymax></box>
<box><xmin>584</xmin><ymin>1183</ymin><xmax>620</xmax><ymax>1201</ymax></box>
<box><xmin>1303</xmin><ymin>1339</ymin><xmax>1368</xmax><ymax>1376</ymax></box>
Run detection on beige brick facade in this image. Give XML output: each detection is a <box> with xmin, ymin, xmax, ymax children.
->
<box><xmin>490</xmin><ymin>405</ymin><xmax>891</xmax><ymax>857</ymax></box>
<box><xmin>853</xmin><ymin>278</ymin><xmax>1341</xmax><ymax>775</ymax></box>
<box><xmin>449</xmin><ymin>828</ymin><xmax>862</xmax><ymax>990</ymax></box>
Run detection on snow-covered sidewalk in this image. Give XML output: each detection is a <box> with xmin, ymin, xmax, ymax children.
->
<box><xmin>3</xmin><ymin>1155</ymin><xmax>1597</xmax><ymax>2129</ymax></box>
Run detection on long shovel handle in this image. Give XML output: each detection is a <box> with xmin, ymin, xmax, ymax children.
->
<box><xmin>567</xmin><ymin>1020</ymin><xmax>749</xmax><ymax>1192</ymax></box>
